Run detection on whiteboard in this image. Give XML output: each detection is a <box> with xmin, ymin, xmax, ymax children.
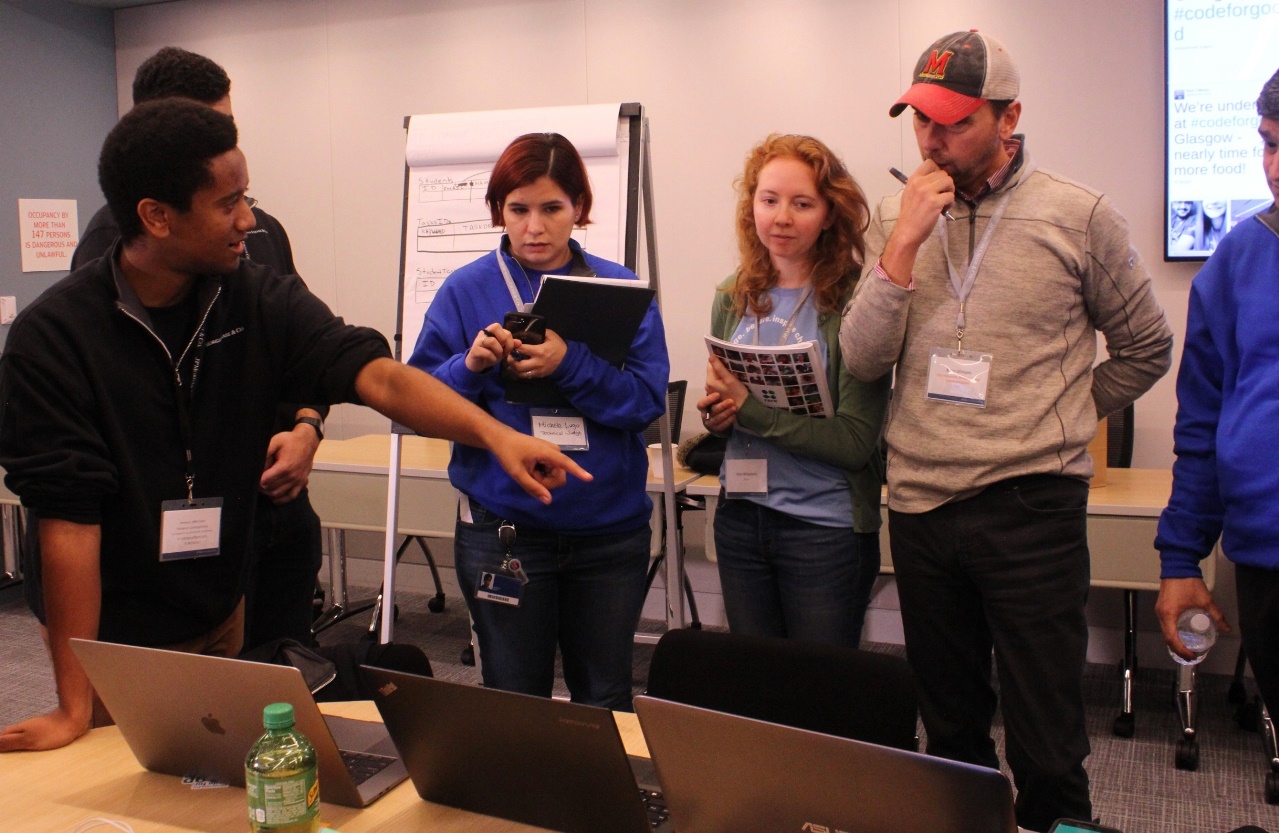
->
<box><xmin>396</xmin><ymin>102</ymin><xmax>638</xmax><ymax>362</ymax></box>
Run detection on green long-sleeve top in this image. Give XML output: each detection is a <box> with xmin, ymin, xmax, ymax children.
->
<box><xmin>710</xmin><ymin>274</ymin><xmax>891</xmax><ymax>533</ymax></box>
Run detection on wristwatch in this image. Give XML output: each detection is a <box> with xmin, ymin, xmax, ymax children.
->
<box><xmin>294</xmin><ymin>415</ymin><xmax>324</xmax><ymax>441</ymax></box>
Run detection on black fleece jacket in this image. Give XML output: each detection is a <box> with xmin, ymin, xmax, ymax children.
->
<box><xmin>0</xmin><ymin>248</ymin><xmax>391</xmax><ymax>644</ymax></box>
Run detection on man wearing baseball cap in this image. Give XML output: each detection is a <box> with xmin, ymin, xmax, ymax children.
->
<box><xmin>841</xmin><ymin>30</ymin><xmax>1173</xmax><ymax>830</ymax></box>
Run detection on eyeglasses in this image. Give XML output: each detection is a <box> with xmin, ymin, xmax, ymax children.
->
<box><xmin>243</xmin><ymin>195</ymin><xmax>260</xmax><ymax>210</ymax></box>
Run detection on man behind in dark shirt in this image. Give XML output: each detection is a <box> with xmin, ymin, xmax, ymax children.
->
<box><xmin>72</xmin><ymin>47</ymin><xmax>326</xmax><ymax>650</ymax></box>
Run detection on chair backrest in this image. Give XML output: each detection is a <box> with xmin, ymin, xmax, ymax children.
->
<box><xmin>646</xmin><ymin>628</ymin><xmax>918</xmax><ymax>751</ymax></box>
<box><xmin>643</xmin><ymin>380</ymin><xmax>687</xmax><ymax>447</ymax></box>
<box><xmin>1107</xmin><ymin>402</ymin><xmax>1135</xmax><ymax>469</ymax></box>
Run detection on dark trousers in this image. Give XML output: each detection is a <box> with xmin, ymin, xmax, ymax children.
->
<box><xmin>890</xmin><ymin>474</ymin><xmax>1092</xmax><ymax>832</ymax></box>
<box><xmin>1236</xmin><ymin>562</ymin><xmax>1279</xmax><ymax>716</ymax></box>
<box><xmin>243</xmin><ymin>489</ymin><xmax>324</xmax><ymax>651</ymax></box>
<box><xmin>454</xmin><ymin>499</ymin><xmax>650</xmax><ymax>711</ymax></box>
<box><xmin>715</xmin><ymin>497</ymin><xmax>880</xmax><ymax>649</ymax></box>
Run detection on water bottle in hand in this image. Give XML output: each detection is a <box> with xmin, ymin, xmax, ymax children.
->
<box><xmin>1168</xmin><ymin>608</ymin><xmax>1217</xmax><ymax>666</ymax></box>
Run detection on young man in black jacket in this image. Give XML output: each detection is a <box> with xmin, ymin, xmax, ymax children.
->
<box><xmin>0</xmin><ymin>99</ymin><xmax>588</xmax><ymax>752</ymax></box>
<box><xmin>71</xmin><ymin>47</ymin><xmax>329</xmax><ymax>651</ymax></box>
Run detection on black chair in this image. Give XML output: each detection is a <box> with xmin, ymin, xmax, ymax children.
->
<box><xmin>646</xmin><ymin>628</ymin><xmax>919</xmax><ymax>751</ymax></box>
<box><xmin>643</xmin><ymin>379</ymin><xmax>687</xmax><ymax>448</ymax></box>
<box><xmin>312</xmin><ymin>533</ymin><xmax>447</xmax><ymax>639</ymax></box>
<box><xmin>643</xmin><ymin>381</ymin><xmax>701</xmax><ymax>628</ymax></box>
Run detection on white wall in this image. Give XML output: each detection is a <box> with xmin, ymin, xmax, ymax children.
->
<box><xmin>111</xmin><ymin>0</ymin><xmax>1203</xmax><ymax>468</ymax></box>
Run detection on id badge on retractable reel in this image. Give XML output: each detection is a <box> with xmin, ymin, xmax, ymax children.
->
<box><xmin>925</xmin><ymin>348</ymin><xmax>993</xmax><ymax>408</ymax></box>
<box><xmin>476</xmin><ymin>521</ymin><xmax>530</xmax><ymax>607</ymax></box>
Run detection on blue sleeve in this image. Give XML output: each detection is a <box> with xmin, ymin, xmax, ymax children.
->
<box><xmin>1155</xmin><ymin>270</ymin><xmax>1226</xmax><ymax>579</ymax></box>
<box><xmin>407</xmin><ymin>276</ymin><xmax>491</xmax><ymax>401</ymax></box>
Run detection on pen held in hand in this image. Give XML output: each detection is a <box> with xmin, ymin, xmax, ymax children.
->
<box><xmin>481</xmin><ymin>327</ymin><xmax>511</xmax><ymax>364</ymax></box>
<box><xmin>889</xmin><ymin>167</ymin><xmax>955</xmax><ymax>221</ymax></box>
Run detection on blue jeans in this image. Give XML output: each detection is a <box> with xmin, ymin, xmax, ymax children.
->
<box><xmin>714</xmin><ymin>497</ymin><xmax>880</xmax><ymax>649</ymax></box>
<box><xmin>454</xmin><ymin>498</ymin><xmax>650</xmax><ymax>710</ymax></box>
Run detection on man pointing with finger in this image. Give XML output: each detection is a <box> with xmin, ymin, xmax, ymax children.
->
<box><xmin>0</xmin><ymin>99</ymin><xmax>590</xmax><ymax>755</ymax></box>
<box><xmin>840</xmin><ymin>30</ymin><xmax>1172</xmax><ymax>831</ymax></box>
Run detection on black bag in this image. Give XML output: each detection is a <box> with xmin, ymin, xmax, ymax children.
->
<box><xmin>241</xmin><ymin>637</ymin><xmax>433</xmax><ymax>702</ymax></box>
<box><xmin>678</xmin><ymin>432</ymin><xmax>727</xmax><ymax>476</ymax></box>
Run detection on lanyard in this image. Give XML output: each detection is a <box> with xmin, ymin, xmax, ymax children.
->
<box><xmin>752</xmin><ymin>285</ymin><xmax>814</xmax><ymax>347</ymax></box>
<box><xmin>170</xmin><ymin>297</ymin><xmax>216</xmax><ymax>502</ymax></box>
<box><xmin>495</xmin><ymin>248</ymin><xmax>534</xmax><ymax>312</ymax></box>
<box><xmin>936</xmin><ymin>160</ymin><xmax>1036</xmax><ymax>350</ymax></box>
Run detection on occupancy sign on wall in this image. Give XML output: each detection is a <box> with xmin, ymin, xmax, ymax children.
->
<box><xmin>18</xmin><ymin>198</ymin><xmax>78</xmax><ymax>272</ymax></box>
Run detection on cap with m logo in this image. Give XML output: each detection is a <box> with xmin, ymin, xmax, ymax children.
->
<box><xmin>889</xmin><ymin>30</ymin><xmax>1020</xmax><ymax>125</ymax></box>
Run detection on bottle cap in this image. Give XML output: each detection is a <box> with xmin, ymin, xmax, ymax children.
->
<box><xmin>263</xmin><ymin>702</ymin><xmax>296</xmax><ymax>729</ymax></box>
<box><xmin>1189</xmin><ymin>612</ymin><xmax>1211</xmax><ymax>634</ymax></box>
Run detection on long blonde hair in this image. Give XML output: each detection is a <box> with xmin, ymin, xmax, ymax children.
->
<box><xmin>731</xmin><ymin>134</ymin><xmax>869</xmax><ymax>317</ymax></box>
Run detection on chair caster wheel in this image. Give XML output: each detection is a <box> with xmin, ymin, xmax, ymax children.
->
<box><xmin>1112</xmin><ymin>712</ymin><xmax>1135</xmax><ymax>738</ymax></box>
<box><xmin>1175</xmin><ymin>737</ymin><xmax>1200</xmax><ymax>771</ymax></box>
<box><xmin>427</xmin><ymin>594</ymin><xmax>445</xmax><ymax>613</ymax></box>
<box><xmin>460</xmin><ymin>645</ymin><xmax>475</xmax><ymax>666</ymax></box>
<box><xmin>1266</xmin><ymin>772</ymin><xmax>1279</xmax><ymax>805</ymax></box>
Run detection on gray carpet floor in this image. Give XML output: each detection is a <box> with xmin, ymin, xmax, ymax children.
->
<box><xmin>2</xmin><ymin>580</ymin><xmax>1278</xmax><ymax>833</ymax></box>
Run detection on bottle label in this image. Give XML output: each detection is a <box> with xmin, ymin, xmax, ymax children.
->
<box><xmin>246</xmin><ymin>768</ymin><xmax>319</xmax><ymax>828</ymax></box>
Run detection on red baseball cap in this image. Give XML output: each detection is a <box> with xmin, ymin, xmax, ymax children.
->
<box><xmin>890</xmin><ymin>30</ymin><xmax>1020</xmax><ymax>125</ymax></box>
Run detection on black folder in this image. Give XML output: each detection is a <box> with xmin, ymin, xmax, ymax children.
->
<box><xmin>505</xmin><ymin>275</ymin><xmax>655</xmax><ymax>406</ymax></box>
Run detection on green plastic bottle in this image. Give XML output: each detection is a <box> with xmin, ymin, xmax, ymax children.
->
<box><xmin>245</xmin><ymin>702</ymin><xmax>320</xmax><ymax>833</ymax></box>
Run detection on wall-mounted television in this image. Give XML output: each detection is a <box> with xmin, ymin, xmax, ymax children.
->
<box><xmin>1165</xmin><ymin>0</ymin><xmax>1277</xmax><ymax>261</ymax></box>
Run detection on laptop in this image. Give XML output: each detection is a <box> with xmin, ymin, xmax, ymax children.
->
<box><xmin>635</xmin><ymin>695</ymin><xmax>1019</xmax><ymax>833</ymax></box>
<box><xmin>360</xmin><ymin>666</ymin><xmax>671</xmax><ymax>833</ymax></box>
<box><xmin>69</xmin><ymin>638</ymin><xmax>407</xmax><ymax>808</ymax></box>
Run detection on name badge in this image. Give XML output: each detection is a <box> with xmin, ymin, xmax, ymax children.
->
<box><xmin>926</xmin><ymin>348</ymin><xmax>992</xmax><ymax>408</ymax></box>
<box><xmin>476</xmin><ymin>569</ymin><xmax>524</xmax><ymax>606</ymax></box>
<box><xmin>159</xmin><ymin>497</ymin><xmax>223</xmax><ymax>561</ymax></box>
<box><xmin>530</xmin><ymin>408</ymin><xmax>589</xmax><ymax>450</ymax></box>
<box><xmin>725</xmin><ymin>457</ymin><xmax>768</xmax><ymax>497</ymax></box>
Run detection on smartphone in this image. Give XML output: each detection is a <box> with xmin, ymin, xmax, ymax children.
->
<box><xmin>1048</xmin><ymin>820</ymin><xmax>1124</xmax><ymax>833</ymax></box>
<box><xmin>503</xmin><ymin>311</ymin><xmax>546</xmax><ymax>346</ymax></box>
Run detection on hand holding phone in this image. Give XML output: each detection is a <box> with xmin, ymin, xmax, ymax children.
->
<box><xmin>502</xmin><ymin>312</ymin><xmax>547</xmax><ymax>379</ymax></box>
<box><xmin>504</xmin><ymin>312</ymin><xmax>547</xmax><ymax>354</ymax></box>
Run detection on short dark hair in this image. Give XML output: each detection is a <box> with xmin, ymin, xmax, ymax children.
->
<box><xmin>99</xmin><ymin>98</ymin><xmax>238</xmax><ymax>243</ymax></box>
<box><xmin>132</xmin><ymin>46</ymin><xmax>231</xmax><ymax>105</ymax></box>
<box><xmin>989</xmin><ymin>99</ymin><xmax>1015</xmax><ymax>120</ymax></box>
<box><xmin>485</xmin><ymin>133</ymin><xmax>593</xmax><ymax>227</ymax></box>
<box><xmin>1259</xmin><ymin>67</ymin><xmax>1279</xmax><ymax>120</ymax></box>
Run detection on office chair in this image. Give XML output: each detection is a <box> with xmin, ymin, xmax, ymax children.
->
<box><xmin>312</xmin><ymin>534</ymin><xmax>447</xmax><ymax>638</ymax></box>
<box><xmin>643</xmin><ymin>381</ymin><xmax>702</xmax><ymax>628</ymax></box>
<box><xmin>646</xmin><ymin>628</ymin><xmax>919</xmax><ymax>751</ymax></box>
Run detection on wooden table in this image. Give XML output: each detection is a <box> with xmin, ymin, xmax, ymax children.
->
<box><xmin>0</xmin><ymin>700</ymin><xmax>648</xmax><ymax>833</ymax></box>
<box><xmin>685</xmin><ymin>468</ymin><xmax>1213</xmax><ymax>587</ymax></box>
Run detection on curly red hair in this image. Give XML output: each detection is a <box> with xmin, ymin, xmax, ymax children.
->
<box><xmin>731</xmin><ymin>134</ymin><xmax>869</xmax><ymax>317</ymax></box>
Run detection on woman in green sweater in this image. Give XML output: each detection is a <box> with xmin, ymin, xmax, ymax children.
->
<box><xmin>698</xmin><ymin>134</ymin><xmax>890</xmax><ymax>647</ymax></box>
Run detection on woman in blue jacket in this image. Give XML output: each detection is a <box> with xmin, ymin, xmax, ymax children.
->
<box><xmin>409</xmin><ymin>132</ymin><xmax>669</xmax><ymax>709</ymax></box>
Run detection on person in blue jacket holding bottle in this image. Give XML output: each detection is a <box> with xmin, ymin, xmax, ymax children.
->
<box><xmin>409</xmin><ymin>132</ymin><xmax>669</xmax><ymax>709</ymax></box>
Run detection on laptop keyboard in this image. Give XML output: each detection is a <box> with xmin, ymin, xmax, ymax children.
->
<box><xmin>639</xmin><ymin>787</ymin><xmax>670</xmax><ymax>829</ymax></box>
<box><xmin>340</xmin><ymin>749</ymin><xmax>397</xmax><ymax>785</ymax></box>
